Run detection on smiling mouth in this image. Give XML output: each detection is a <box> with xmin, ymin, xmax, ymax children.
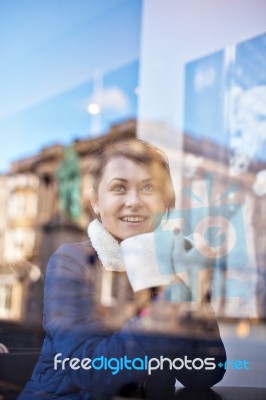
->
<box><xmin>120</xmin><ymin>216</ymin><xmax>147</xmax><ymax>222</ymax></box>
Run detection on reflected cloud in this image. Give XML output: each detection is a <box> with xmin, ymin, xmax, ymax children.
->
<box><xmin>90</xmin><ymin>86</ymin><xmax>130</xmax><ymax>112</ymax></box>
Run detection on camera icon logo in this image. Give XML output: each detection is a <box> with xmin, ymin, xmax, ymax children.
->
<box><xmin>154</xmin><ymin>178</ymin><xmax>248</xmax><ymax>276</ymax></box>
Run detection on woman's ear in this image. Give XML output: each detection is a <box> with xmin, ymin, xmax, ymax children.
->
<box><xmin>90</xmin><ymin>190</ymin><xmax>100</xmax><ymax>216</ymax></box>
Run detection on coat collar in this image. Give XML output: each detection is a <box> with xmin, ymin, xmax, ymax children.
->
<box><xmin>87</xmin><ymin>219</ymin><xmax>125</xmax><ymax>272</ymax></box>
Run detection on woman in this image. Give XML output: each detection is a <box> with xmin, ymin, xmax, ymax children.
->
<box><xmin>19</xmin><ymin>138</ymin><xmax>226</xmax><ymax>399</ymax></box>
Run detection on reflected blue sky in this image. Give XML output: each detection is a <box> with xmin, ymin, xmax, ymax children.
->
<box><xmin>0</xmin><ymin>0</ymin><xmax>141</xmax><ymax>172</ymax></box>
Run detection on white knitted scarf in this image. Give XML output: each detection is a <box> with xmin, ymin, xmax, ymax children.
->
<box><xmin>87</xmin><ymin>219</ymin><xmax>125</xmax><ymax>272</ymax></box>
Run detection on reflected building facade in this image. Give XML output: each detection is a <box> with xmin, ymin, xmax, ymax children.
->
<box><xmin>1</xmin><ymin>117</ymin><xmax>265</xmax><ymax>327</ymax></box>
<box><xmin>0</xmin><ymin>121</ymin><xmax>136</xmax><ymax>326</ymax></box>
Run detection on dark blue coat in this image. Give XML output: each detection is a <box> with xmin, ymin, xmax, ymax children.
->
<box><xmin>19</xmin><ymin>240</ymin><xmax>226</xmax><ymax>399</ymax></box>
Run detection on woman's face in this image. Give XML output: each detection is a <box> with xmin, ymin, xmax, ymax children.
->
<box><xmin>91</xmin><ymin>156</ymin><xmax>166</xmax><ymax>241</ymax></box>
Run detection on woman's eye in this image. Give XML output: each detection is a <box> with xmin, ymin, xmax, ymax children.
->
<box><xmin>142</xmin><ymin>183</ymin><xmax>155</xmax><ymax>192</ymax></box>
<box><xmin>111</xmin><ymin>185</ymin><xmax>126</xmax><ymax>192</ymax></box>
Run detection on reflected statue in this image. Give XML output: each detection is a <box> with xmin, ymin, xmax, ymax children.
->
<box><xmin>56</xmin><ymin>146</ymin><xmax>81</xmax><ymax>220</ymax></box>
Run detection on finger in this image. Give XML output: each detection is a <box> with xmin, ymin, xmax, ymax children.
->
<box><xmin>173</xmin><ymin>228</ymin><xmax>186</xmax><ymax>254</ymax></box>
<box><xmin>172</xmin><ymin>229</ymin><xmax>186</xmax><ymax>273</ymax></box>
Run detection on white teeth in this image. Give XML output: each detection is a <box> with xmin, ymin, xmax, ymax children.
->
<box><xmin>122</xmin><ymin>216</ymin><xmax>145</xmax><ymax>222</ymax></box>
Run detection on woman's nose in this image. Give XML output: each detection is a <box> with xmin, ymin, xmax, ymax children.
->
<box><xmin>125</xmin><ymin>190</ymin><xmax>143</xmax><ymax>208</ymax></box>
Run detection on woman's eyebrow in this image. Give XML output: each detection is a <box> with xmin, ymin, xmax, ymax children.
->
<box><xmin>108</xmin><ymin>177</ymin><xmax>153</xmax><ymax>184</ymax></box>
<box><xmin>142</xmin><ymin>178</ymin><xmax>153</xmax><ymax>183</ymax></box>
<box><xmin>109</xmin><ymin>178</ymin><xmax>128</xmax><ymax>183</ymax></box>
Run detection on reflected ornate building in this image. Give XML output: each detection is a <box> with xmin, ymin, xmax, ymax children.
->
<box><xmin>0</xmin><ymin>119</ymin><xmax>265</xmax><ymax>327</ymax></box>
<box><xmin>0</xmin><ymin>121</ymin><xmax>135</xmax><ymax>326</ymax></box>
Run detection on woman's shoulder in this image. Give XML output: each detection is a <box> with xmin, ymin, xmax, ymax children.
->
<box><xmin>49</xmin><ymin>239</ymin><xmax>98</xmax><ymax>270</ymax></box>
<box><xmin>44</xmin><ymin>240</ymin><xmax>99</xmax><ymax>288</ymax></box>
<box><xmin>55</xmin><ymin>239</ymin><xmax>94</xmax><ymax>255</ymax></box>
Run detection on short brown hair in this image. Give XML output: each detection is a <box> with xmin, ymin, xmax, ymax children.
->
<box><xmin>89</xmin><ymin>138</ymin><xmax>175</xmax><ymax>212</ymax></box>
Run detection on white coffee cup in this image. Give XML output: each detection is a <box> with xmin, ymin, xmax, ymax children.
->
<box><xmin>120</xmin><ymin>231</ymin><xmax>175</xmax><ymax>292</ymax></box>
